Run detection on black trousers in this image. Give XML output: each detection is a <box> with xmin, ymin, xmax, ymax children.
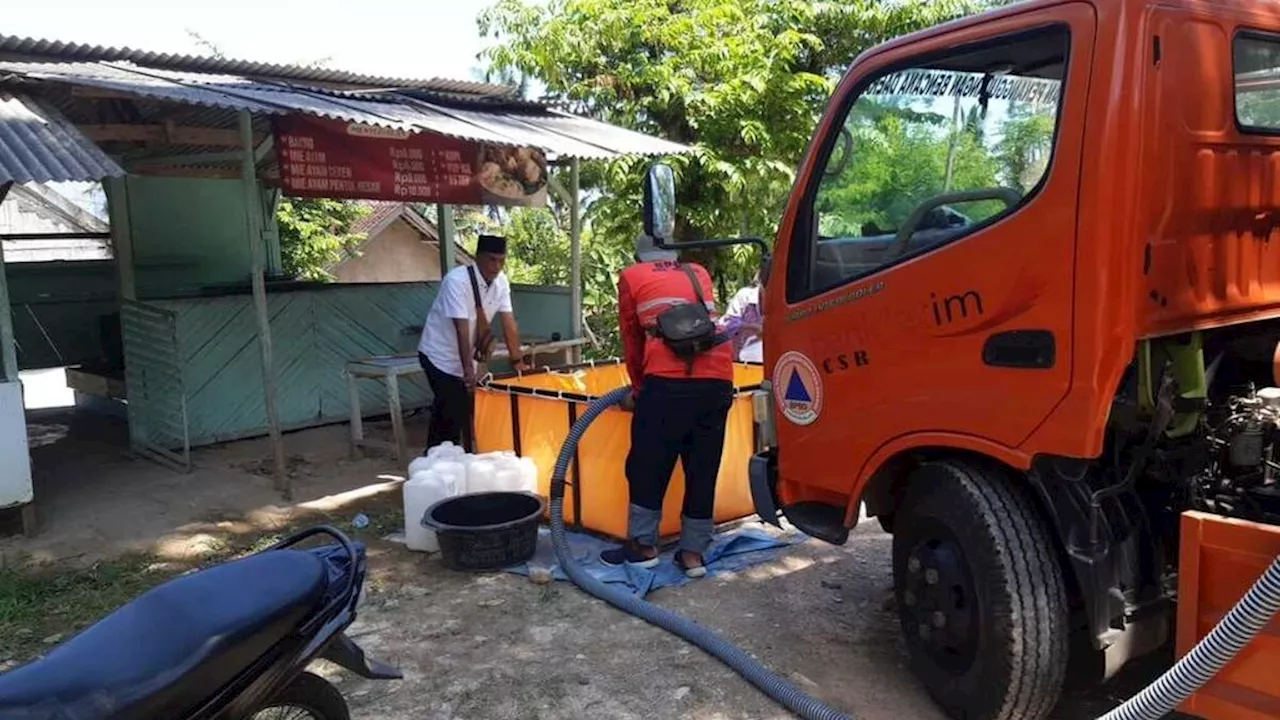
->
<box><xmin>625</xmin><ymin>376</ymin><xmax>734</xmax><ymax>520</ymax></box>
<box><xmin>420</xmin><ymin>352</ymin><xmax>474</xmax><ymax>453</ymax></box>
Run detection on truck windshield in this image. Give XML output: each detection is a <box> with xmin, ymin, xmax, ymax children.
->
<box><xmin>807</xmin><ymin>27</ymin><xmax>1068</xmax><ymax>292</ymax></box>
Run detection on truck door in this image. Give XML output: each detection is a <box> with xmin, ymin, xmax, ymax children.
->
<box><xmin>770</xmin><ymin>5</ymin><xmax>1096</xmax><ymax>509</ymax></box>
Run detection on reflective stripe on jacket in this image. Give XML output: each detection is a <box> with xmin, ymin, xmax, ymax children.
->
<box><xmin>617</xmin><ymin>260</ymin><xmax>734</xmax><ymax>394</ymax></box>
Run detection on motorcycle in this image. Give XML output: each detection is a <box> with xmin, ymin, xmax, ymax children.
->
<box><xmin>0</xmin><ymin>526</ymin><xmax>400</xmax><ymax>720</ymax></box>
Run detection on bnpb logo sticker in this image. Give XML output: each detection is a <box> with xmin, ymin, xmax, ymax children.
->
<box><xmin>772</xmin><ymin>351</ymin><xmax>824</xmax><ymax>426</ymax></box>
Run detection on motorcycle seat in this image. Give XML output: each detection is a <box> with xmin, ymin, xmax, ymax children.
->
<box><xmin>0</xmin><ymin>548</ymin><xmax>328</xmax><ymax>720</ymax></box>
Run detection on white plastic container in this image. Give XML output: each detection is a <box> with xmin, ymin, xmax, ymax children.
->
<box><xmin>466</xmin><ymin>458</ymin><xmax>501</xmax><ymax>494</ymax></box>
<box><xmin>403</xmin><ymin>469</ymin><xmax>444</xmax><ymax>552</ymax></box>
<box><xmin>492</xmin><ymin>463</ymin><xmax>521</xmax><ymax>494</ymax></box>
<box><xmin>403</xmin><ymin>459</ymin><xmax>469</xmax><ymax>553</ymax></box>
<box><xmin>516</xmin><ymin>457</ymin><xmax>539</xmax><ymax>494</ymax></box>
<box><xmin>407</xmin><ymin>455</ymin><xmax>435</xmax><ymax>478</ymax></box>
<box><xmin>433</xmin><ymin>461</ymin><xmax>467</xmax><ymax>496</ymax></box>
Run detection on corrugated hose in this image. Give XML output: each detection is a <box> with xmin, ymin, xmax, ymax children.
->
<box><xmin>549</xmin><ymin>387</ymin><xmax>1280</xmax><ymax>720</ymax></box>
<box><xmin>548</xmin><ymin>387</ymin><xmax>852</xmax><ymax>720</ymax></box>
<box><xmin>1097</xmin><ymin>555</ymin><xmax>1280</xmax><ymax>720</ymax></box>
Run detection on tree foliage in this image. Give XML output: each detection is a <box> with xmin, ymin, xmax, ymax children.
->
<box><xmin>479</xmin><ymin>0</ymin><xmax>1002</xmax><ymax>354</ymax></box>
<box><xmin>816</xmin><ymin>100</ymin><xmax>1003</xmax><ymax>238</ymax></box>
<box><xmin>276</xmin><ymin>198</ymin><xmax>371</xmax><ymax>282</ymax></box>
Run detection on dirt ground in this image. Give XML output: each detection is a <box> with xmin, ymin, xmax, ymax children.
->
<box><xmin>334</xmin><ymin>523</ymin><xmax>1173</xmax><ymax>720</ymax></box>
<box><xmin>0</xmin><ymin>408</ymin><xmax>1176</xmax><ymax>720</ymax></box>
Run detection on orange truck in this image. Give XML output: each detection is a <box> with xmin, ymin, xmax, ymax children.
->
<box><xmin>644</xmin><ymin>0</ymin><xmax>1280</xmax><ymax>718</ymax></box>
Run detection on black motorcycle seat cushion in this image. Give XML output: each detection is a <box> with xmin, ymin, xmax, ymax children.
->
<box><xmin>0</xmin><ymin>549</ymin><xmax>327</xmax><ymax>720</ymax></box>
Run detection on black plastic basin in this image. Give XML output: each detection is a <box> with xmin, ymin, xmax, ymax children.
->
<box><xmin>423</xmin><ymin>491</ymin><xmax>545</xmax><ymax>572</ymax></box>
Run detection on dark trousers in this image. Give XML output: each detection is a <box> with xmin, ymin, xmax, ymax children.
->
<box><xmin>625</xmin><ymin>376</ymin><xmax>734</xmax><ymax>552</ymax></box>
<box><xmin>420</xmin><ymin>352</ymin><xmax>474</xmax><ymax>453</ymax></box>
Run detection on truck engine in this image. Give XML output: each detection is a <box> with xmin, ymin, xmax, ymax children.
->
<box><xmin>1189</xmin><ymin>385</ymin><xmax>1280</xmax><ymax>525</ymax></box>
<box><xmin>1108</xmin><ymin>332</ymin><xmax>1280</xmax><ymax>609</ymax></box>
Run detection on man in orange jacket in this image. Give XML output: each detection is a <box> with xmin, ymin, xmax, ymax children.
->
<box><xmin>600</xmin><ymin>234</ymin><xmax>735</xmax><ymax>578</ymax></box>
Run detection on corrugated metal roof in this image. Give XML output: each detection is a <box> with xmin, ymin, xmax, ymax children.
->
<box><xmin>0</xmin><ymin>61</ymin><xmax>693</xmax><ymax>160</ymax></box>
<box><xmin>0</xmin><ymin>34</ymin><xmax>515</xmax><ymax>98</ymax></box>
<box><xmin>0</xmin><ymin>94</ymin><xmax>124</xmax><ymax>183</ymax></box>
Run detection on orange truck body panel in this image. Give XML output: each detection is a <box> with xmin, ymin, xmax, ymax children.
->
<box><xmin>1177</xmin><ymin>511</ymin><xmax>1280</xmax><ymax>720</ymax></box>
<box><xmin>765</xmin><ymin>0</ymin><xmax>1280</xmax><ymax>521</ymax></box>
<box><xmin>761</xmin><ymin>4</ymin><xmax>1280</xmax><ymax>713</ymax></box>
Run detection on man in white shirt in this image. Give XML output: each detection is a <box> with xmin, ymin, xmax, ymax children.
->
<box><xmin>418</xmin><ymin>234</ymin><xmax>529</xmax><ymax>452</ymax></box>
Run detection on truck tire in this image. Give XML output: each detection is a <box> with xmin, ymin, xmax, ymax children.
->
<box><xmin>892</xmin><ymin>460</ymin><xmax>1068</xmax><ymax>720</ymax></box>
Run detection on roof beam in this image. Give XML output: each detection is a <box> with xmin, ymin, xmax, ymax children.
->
<box><xmin>254</xmin><ymin>135</ymin><xmax>274</xmax><ymax>165</ymax></box>
<box><xmin>0</xmin><ymin>232</ymin><xmax>111</xmax><ymax>240</ymax></box>
<box><xmin>128</xmin><ymin>165</ymin><xmax>246</xmax><ymax>180</ymax></box>
<box><xmin>126</xmin><ymin>150</ymin><xmax>245</xmax><ymax>170</ymax></box>
<box><xmin>77</xmin><ymin>123</ymin><xmax>266</xmax><ymax>147</ymax></box>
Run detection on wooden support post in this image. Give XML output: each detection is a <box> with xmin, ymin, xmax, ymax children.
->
<box><xmin>436</xmin><ymin>204</ymin><xmax>457</xmax><ymax>270</ymax></box>
<box><xmin>240</xmin><ymin>110</ymin><xmax>289</xmax><ymax>496</ymax></box>
<box><xmin>0</xmin><ymin>182</ymin><xmax>17</xmax><ymax>383</ymax></box>
<box><xmin>346</xmin><ymin>371</ymin><xmax>363</xmax><ymax>460</ymax></box>
<box><xmin>104</xmin><ymin>177</ymin><xmax>136</xmax><ymax>301</ymax></box>
<box><xmin>386</xmin><ymin>370</ymin><xmax>408</xmax><ymax>467</ymax></box>
<box><xmin>569</xmin><ymin>158</ymin><xmax>583</xmax><ymax>363</ymax></box>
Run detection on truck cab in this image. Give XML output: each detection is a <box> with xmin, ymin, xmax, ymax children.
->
<box><xmin>727</xmin><ymin>0</ymin><xmax>1280</xmax><ymax>718</ymax></box>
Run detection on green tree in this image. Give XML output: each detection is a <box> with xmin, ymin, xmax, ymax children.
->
<box><xmin>997</xmin><ymin>105</ymin><xmax>1055</xmax><ymax>193</ymax></box>
<box><xmin>480</xmin><ymin>0</ymin><xmax>997</xmax><ymax>353</ymax></box>
<box><xmin>276</xmin><ymin>198</ymin><xmax>371</xmax><ymax>281</ymax></box>
<box><xmin>816</xmin><ymin>101</ymin><xmax>1002</xmax><ymax>238</ymax></box>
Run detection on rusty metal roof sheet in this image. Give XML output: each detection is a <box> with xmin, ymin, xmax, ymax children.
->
<box><xmin>0</xmin><ymin>61</ymin><xmax>692</xmax><ymax>159</ymax></box>
<box><xmin>0</xmin><ymin>94</ymin><xmax>124</xmax><ymax>183</ymax></box>
<box><xmin>0</xmin><ymin>34</ymin><xmax>515</xmax><ymax>98</ymax></box>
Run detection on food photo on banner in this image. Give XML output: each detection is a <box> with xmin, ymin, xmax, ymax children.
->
<box><xmin>272</xmin><ymin>117</ymin><xmax>549</xmax><ymax>207</ymax></box>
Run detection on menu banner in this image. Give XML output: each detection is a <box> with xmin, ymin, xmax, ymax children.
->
<box><xmin>273</xmin><ymin>117</ymin><xmax>548</xmax><ymax>207</ymax></box>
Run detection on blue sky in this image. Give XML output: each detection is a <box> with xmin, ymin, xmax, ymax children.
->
<box><xmin>6</xmin><ymin>0</ymin><xmax>500</xmax><ymax>82</ymax></box>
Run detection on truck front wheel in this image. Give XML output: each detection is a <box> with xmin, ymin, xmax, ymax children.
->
<box><xmin>892</xmin><ymin>460</ymin><xmax>1068</xmax><ymax>720</ymax></box>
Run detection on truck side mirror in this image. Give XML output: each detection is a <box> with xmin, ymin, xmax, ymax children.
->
<box><xmin>642</xmin><ymin>163</ymin><xmax>677</xmax><ymax>242</ymax></box>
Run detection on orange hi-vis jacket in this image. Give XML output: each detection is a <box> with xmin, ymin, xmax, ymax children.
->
<box><xmin>617</xmin><ymin>260</ymin><xmax>734</xmax><ymax>395</ymax></box>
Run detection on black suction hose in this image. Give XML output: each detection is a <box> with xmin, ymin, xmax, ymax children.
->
<box><xmin>549</xmin><ymin>387</ymin><xmax>852</xmax><ymax>720</ymax></box>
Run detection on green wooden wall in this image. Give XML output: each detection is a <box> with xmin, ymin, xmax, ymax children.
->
<box><xmin>128</xmin><ymin>282</ymin><xmax>572</xmax><ymax>448</ymax></box>
<box><xmin>5</xmin><ymin>261</ymin><xmax>117</xmax><ymax>371</ymax></box>
<box><xmin>126</xmin><ymin>176</ymin><xmax>260</xmax><ymax>294</ymax></box>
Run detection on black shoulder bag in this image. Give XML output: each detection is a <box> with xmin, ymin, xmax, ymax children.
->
<box><xmin>651</xmin><ymin>264</ymin><xmax>728</xmax><ymax>373</ymax></box>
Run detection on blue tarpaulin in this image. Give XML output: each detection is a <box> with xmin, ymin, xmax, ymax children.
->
<box><xmin>506</xmin><ymin>526</ymin><xmax>809</xmax><ymax>598</ymax></box>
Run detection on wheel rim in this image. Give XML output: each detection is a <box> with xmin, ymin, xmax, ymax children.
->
<box><xmin>250</xmin><ymin>705</ymin><xmax>325</xmax><ymax>720</ymax></box>
<box><xmin>900</xmin><ymin>521</ymin><xmax>980</xmax><ymax>675</ymax></box>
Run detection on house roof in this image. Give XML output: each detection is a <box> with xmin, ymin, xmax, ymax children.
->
<box><xmin>1</xmin><ymin>183</ymin><xmax>111</xmax><ymax>262</ymax></box>
<box><xmin>0</xmin><ymin>94</ymin><xmax>124</xmax><ymax>183</ymax></box>
<box><xmin>0</xmin><ymin>34</ymin><xmax>515</xmax><ymax>99</ymax></box>
<box><xmin>0</xmin><ymin>35</ymin><xmax>692</xmax><ymax>175</ymax></box>
<box><xmin>343</xmin><ymin>201</ymin><xmax>474</xmax><ymax>264</ymax></box>
<box><xmin>3</xmin><ymin>183</ymin><xmax>108</xmax><ymax>233</ymax></box>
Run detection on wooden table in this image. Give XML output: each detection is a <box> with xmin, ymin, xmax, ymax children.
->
<box><xmin>345</xmin><ymin>338</ymin><xmax>589</xmax><ymax>465</ymax></box>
